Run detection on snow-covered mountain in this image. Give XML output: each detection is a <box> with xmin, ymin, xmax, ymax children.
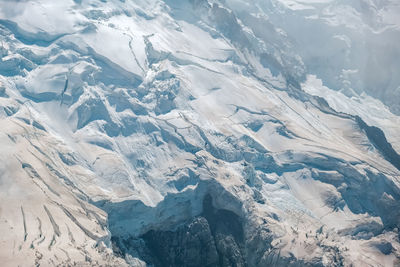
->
<box><xmin>0</xmin><ymin>0</ymin><xmax>399</xmax><ymax>266</ymax></box>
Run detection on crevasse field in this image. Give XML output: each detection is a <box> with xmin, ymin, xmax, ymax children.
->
<box><xmin>0</xmin><ymin>0</ymin><xmax>400</xmax><ymax>266</ymax></box>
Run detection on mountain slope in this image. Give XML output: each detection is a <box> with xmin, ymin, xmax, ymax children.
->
<box><xmin>0</xmin><ymin>0</ymin><xmax>399</xmax><ymax>266</ymax></box>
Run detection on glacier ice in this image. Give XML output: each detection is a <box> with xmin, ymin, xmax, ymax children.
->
<box><xmin>0</xmin><ymin>0</ymin><xmax>399</xmax><ymax>266</ymax></box>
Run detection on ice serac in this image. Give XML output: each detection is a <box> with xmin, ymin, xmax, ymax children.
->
<box><xmin>0</xmin><ymin>0</ymin><xmax>400</xmax><ymax>266</ymax></box>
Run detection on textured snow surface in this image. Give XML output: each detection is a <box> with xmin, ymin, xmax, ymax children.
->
<box><xmin>0</xmin><ymin>0</ymin><xmax>399</xmax><ymax>266</ymax></box>
<box><xmin>243</xmin><ymin>0</ymin><xmax>400</xmax><ymax>115</ymax></box>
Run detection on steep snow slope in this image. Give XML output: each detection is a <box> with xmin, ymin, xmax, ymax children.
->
<box><xmin>0</xmin><ymin>0</ymin><xmax>399</xmax><ymax>266</ymax></box>
<box><xmin>227</xmin><ymin>0</ymin><xmax>400</xmax><ymax>115</ymax></box>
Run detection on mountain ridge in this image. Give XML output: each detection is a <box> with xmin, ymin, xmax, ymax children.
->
<box><xmin>0</xmin><ymin>0</ymin><xmax>399</xmax><ymax>266</ymax></box>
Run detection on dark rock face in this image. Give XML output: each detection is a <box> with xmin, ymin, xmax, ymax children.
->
<box><xmin>143</xmin><ymin>217</ymin><xmax>219</xmax><ymax>267</ymax></box>
<box><xmin>201</xmin><ymin>195</ymin><xmax>246</xmax><ymax>267</ymax></box>
<box><xmin>112</xmin><ymin>195</ymin><xmax>247</xmax><ymax>267</ymax></box>
<box><xmin>140</xmin><ymin>194</ymin><xmax>246</xmax><ymax>267</ymax></box>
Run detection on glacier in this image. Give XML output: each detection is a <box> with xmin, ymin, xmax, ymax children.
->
<box><xmin>0</xmin><ymin>0</ymin><xmax>399</xmax><ymax>266</ymax></box>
